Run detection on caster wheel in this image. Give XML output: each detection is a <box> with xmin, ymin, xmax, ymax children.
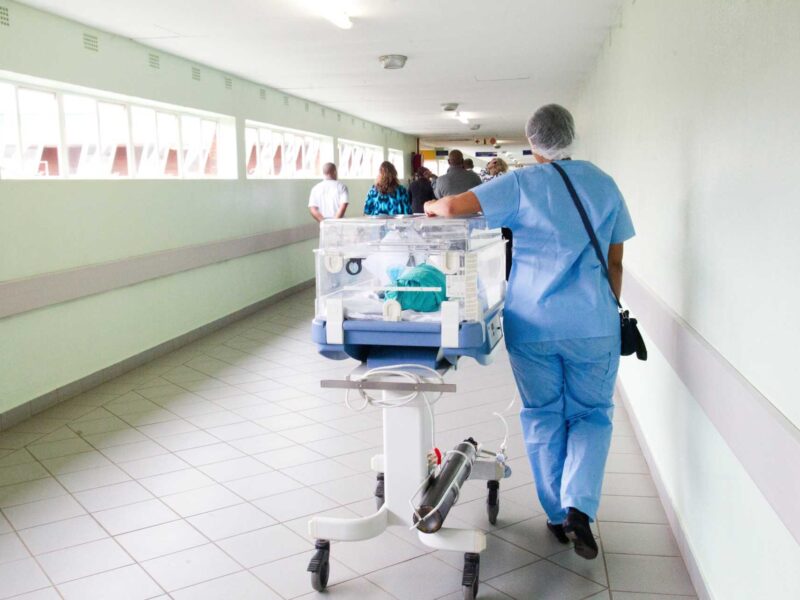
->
<box><xmin>375</xmin><ymin>472</ymin><xmax>385</xmax><ymax>510</ymax></box>
<box><xmin>307</xmin><ymin>540</ymin><xmax>330</xmax><ymax>592</ymax></box>
<box><xmin>486</xmin><ymin>480</ymin><xmax>500</xmax><ymax>525</ymax></box>
<box><xmin>462</xmin><ymin>552</ymin><xmax>480</xmax><ymax>600</ymax></box>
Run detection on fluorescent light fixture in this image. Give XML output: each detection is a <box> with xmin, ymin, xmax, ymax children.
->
<box><xmin>326</xmin><ymin>11</ymin><xmax>353</xmax><ymax>29</ymax></box>
<box><xmin>307</xmin><ymin>0</ymin><xmax>353</xmax><ymax>29</ymax></box>
<box><xmin>455</xmin><ymin>111</ymin><xmax>469</xmax><ymax>125</ymax></box>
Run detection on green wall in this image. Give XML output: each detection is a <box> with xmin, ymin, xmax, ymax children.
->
<box><xmin>0</xmin><ymin>1</ymin><xmax>417</xmax><ymax>412</ymax></box>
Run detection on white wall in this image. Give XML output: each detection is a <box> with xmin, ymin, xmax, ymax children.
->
<box><xmin>574</xmin><ymin>0</ymin><xmax>800</xmax><ymax>597</ymax></box>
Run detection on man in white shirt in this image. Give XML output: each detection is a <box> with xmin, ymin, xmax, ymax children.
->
<box><xmin>308</xmin><ymin>163</ymin><xmax>349</xmax><ymax>222</ymax></box>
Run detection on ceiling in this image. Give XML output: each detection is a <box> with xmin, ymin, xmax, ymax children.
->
<box><xmin>19</xmin><ymin>0</ymin><xmax>624</xmax><ymax>146</ymax></box>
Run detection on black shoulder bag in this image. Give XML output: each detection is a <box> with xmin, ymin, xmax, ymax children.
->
<box><xmin>551</xmin><ymin>162</ymin><xmax>647</xmax><ymax>361</ymax></box>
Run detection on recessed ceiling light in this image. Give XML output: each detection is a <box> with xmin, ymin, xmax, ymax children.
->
<box><xmin>441</xmin><ymin>103</ymin><xmax>459</xmax><ymax>112</ymax></box>
<box><xmin>469</xmin><ymin>124</ymin><xmax>481</xmax><ymax>131</ymax></box>
<box><xmin>379</xmin><ymin>54</ymin><xmax>407</xmax><ymax>69</ymax></box>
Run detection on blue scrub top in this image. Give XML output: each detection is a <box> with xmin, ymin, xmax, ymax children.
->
<box><xmin>474</xmin><ymin>160</ymin><xmax>635</xmax><ymax>344</ymax></box>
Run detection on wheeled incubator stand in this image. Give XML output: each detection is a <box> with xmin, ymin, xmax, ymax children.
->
<box><xmin>307</xmin><ymin>216</ymin><xmax>510</xmax><ymax>600</ymax></box>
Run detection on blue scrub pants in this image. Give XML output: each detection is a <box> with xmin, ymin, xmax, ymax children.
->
<box><xmin>507</xmin><ymin>335</ymin><xmax>620</xmax><ymax>523</ymax></box>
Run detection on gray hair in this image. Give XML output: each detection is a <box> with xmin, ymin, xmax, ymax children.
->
<box><xmin>525</xmin><ymin>104</ymin><xmax>575</xmax><ymax>160</ymax></box>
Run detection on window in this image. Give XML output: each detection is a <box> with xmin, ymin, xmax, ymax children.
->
<box><xmin>387</xmin><ymin>148</ymin><xmax>405</xmax><ymax>179</ymax></box>
<box><xmin>0</xmin><ymin>73</ymin><xmax>235</xmax><ymax>180</ymax></box>
<box><xmin>337</xmin><ymin>139</ymin><xmax>384</xmax><ymax>179</ymax></box>
<box><xmin>244</xmin><ymin>121</ymin><xmax>333</xmax><ymax>179</ymax></box>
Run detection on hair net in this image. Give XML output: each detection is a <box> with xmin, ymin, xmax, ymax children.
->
<box><xmin>525</xmin><ymin>104</ymin><xmax>575</xmax><ymax>160</ymax></box>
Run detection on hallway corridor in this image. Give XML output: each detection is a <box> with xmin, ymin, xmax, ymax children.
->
<box><xmin>0</xmin><ymin>288</ymin><xmax>696</xmax><ymax>600</ymax></box>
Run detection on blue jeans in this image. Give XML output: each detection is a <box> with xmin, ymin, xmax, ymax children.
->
<box><xmin>507</xmin><ymin>335</ymin><xmax>620</xmax><ymax>522</ymax></box>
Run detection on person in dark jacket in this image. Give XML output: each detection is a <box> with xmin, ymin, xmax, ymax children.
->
<box><xmin>409</xmin><ymin>168</ymin><xmax>436</xmax><ymax>213</ymax></box>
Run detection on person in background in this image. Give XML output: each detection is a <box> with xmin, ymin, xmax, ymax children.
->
<box><xmin>364</xmin><ymin>161</ymin><xmax>412</xmax><ymax>216</ymax></box>
<box><xmin>480</xmin><ymin>156</ymin><xmax>509</xmax><ymax>182</ymax></box>
<box><xmin>433</xmin><ymin>149</ymin><xmax>482</xmax><ymax>198</ymax></box>
<box><xmin>480</xmin><ymin>157</ymin><xmax>513</xmax><ymax>278</ymax></box>
<box><xmin>424</xmin><ymin>104</ymin><xmax>635</xmax><ymax>562</ymax></box>
<box><xmin>463</xmin><ymin>157</ymin><xmax>475</xmax><ymax>171</ymax></box>
<box><xmin>409</xmin><ymin>167</ymin><xmax>436</xmax><ymax>213</ymax></box>
<box><xmin>308</xmin><ymin>162</ymin><xmax>348</xmax><ymax>222</ymax></box>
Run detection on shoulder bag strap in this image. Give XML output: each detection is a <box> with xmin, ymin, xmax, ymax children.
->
<box><xmin>551</xmin><ymin>161</ymin><xmax>622</xmax><ymax>310</ymax></box>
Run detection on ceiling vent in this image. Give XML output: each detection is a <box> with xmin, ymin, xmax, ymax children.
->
<box><xmin>224</xmin><ymin>76</ymin><xmax>232</xmax><ymax>90</ymax></box>
<box><xmin>259</xmin><ymin>88</ymin><xmax>266</xmax><ymax>100</ymax></box>
<box><xmin>0</xmin><ymin>6</ymin><xmax>10</xmax><ymax>27</ymax></box>
<box><xmin>148</xmin><ymin>53</ymin><xmax>160</xmax><ymax>69</ymax></box>
<box><xmin>83</xmin><ymin>33</ymin><xmax>99</xmax><ymax>52</ymax></box>
<box><xmin>441</xmin><ymin>102</ymin><xmax>458</xmax><ymax>112</ymax></box>
<box><xmin>192</xmin><ymin>66</ymin><xmax>201</xmax><ymax>81</ymax></box>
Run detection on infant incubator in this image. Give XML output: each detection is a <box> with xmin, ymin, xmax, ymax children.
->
<box><xmin>311</xmin><ymin>215</ymin><xmax>507</xmax><ymax>367</ymax></box>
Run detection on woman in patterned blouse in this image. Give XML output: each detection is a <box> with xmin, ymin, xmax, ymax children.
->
<box><xmin>364</xmin><ymin>161</ymin><xmax>412</xmax><ymax>216</ymax></box>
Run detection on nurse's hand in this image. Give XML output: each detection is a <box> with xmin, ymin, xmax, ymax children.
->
<box><xmin>424</xmin><ymin>199</ymin><xmax>443</xmax><ymax>217</ymax></box>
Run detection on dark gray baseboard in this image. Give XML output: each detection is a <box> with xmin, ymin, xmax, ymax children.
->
<box><xmin>0</xmin><ymin>279</ymin><xmax>314</xmax><ymax>431</ymax></box>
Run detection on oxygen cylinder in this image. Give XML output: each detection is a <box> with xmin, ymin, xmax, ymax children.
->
<box><xmin>413</xmin><ymin>439</ymin><xmax>478</xmax><ymax>533</ymax></box>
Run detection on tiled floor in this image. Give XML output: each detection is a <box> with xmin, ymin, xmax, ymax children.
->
<box><xmin>0</xmin><ymin>288</ymin><xmax>698</xmax><ymax>600</ymax></box>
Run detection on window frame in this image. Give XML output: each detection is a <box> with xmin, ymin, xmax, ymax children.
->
<box><xmin>0</xmin><ymin>72</ymin><xmax>236</xmax><ymax>180</ymax></box>
<box><xmin>337</xmin><ymin>138</ymin><xmax>385</xmax><ymax>180</ymax></box>
<box><xmin>387</xmin><ymin>147</ymin><xmax>405</xmax><ymax>179</ymax></box>
<box><xmin>244</xmin><ymin>120</ymin><xmax>334</xmax><ymax>180</ymax></box>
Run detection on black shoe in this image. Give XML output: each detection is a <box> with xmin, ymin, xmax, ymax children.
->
<box><xmin>546</xmin><ymin>521</ymin><xmax>570</xmax><ymax>544</ymax></box>
<box><xmin>563</xmin><ymin>507</ymin><xmax>599</xmax><ymax>560</ymax></box>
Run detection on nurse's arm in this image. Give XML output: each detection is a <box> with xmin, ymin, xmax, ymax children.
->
<box><xmin>424</xmin><ymin>191</ymin><xmax>482</xmax><ymax>217</ymax></box>
<box><xmin>608</xmin><ymin>243</ymin><xmax>624</xmax><ymax>299</ymax></box>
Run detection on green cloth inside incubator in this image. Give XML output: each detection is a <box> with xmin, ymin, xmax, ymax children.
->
<box><xmin>385</xmin><ymin>263</ymin><xmax>447</xmax><ymax>312</ymax></box>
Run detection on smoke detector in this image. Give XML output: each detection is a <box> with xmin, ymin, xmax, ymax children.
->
<box><xmin>469</xmin><ymin>124</ymin><xmax>481</xmax><ymax>131</ymax></box>
<box><xmin>441</xmin><ymin>102</ymin><xmax>459</xmax><ymax>112</ymax></box>
<box><xmin>379</xmin><ymin>54</ymin><xmax>407</xmax><ymax>69</ymax></box>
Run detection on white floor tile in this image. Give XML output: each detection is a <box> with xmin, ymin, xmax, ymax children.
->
<box><xmin>280</xmin><ymin>459</ymin><xmax>357</xmax><ymax>486</ymax></box>
<box><xmin>206</xmin><ymin>421</ymin><xmax>270</xmax><ymax>441</ymax></box>
<box><xmin>606</xmin><ymin>554</ymin><xmax>695</xmax><ymax>596</ymax></box>
<box><xmin>57</xmin><ymin>564</ymin><xmax>163</xmax><ymax>600</ymax></box>
<box><xmin>73</xmin><ymin>480</ymin><xmax>154</xmax><ymax>512</ymax></box>
<box><xmin>161</xmin><ymin>484</ymin><xmax>242</xmax><ymax>517</ymax></box>
<box><xmin>37</xmin><ymin>538</ymin><xmax>133</xmax><ymax>584</ymax></box>
<box><xmin>599</xmin><ymin>521</ymin><xmax>680</xmax><ymax>556</ymax></box>
<box><xmin>223</xmin><ymin>471</ymin><xmax>303</xmax><ymax>500</ymax></box>
<box><xmin>251</xmin><ymin>551</ymin><xmax>357</xmax><ymax>599</ymax></box>
<box><xmin>18</xmin><ymin>514</ymin><xmax>107</xmax><ymax>555</ymax></box>
<box><xmin>488</xmin><ymin>559</ymin><xmax>605</xmax><ymax>600</ymax></box>
<box><xmin>56</xmin><ymin>464</ymin><xmax>132</xmax><ymax>493</ymax></box>
<box><xmin>0</xmin><ymin>462</ymin><xmax>51</xmax><ymax>487</ymax></box>
<box><xmin>141</xmin><ymin>543</ymin><xmax>241</xmax><ymax>592</ymax></box>
<box><xmin>492</xmin><ymin>514</ymin><xmax>575</xmax><ymax>558</ymax></box>
<box><xmin>27</xmin><ymin>438</ymin><xmax>94</xmax><ymax>461</ymax></box>
<box><xmin>549</xmin><ymin>545</ymin><xmax>609</xmax><ymax>586</ymax></box>
<box><xmin>216</xmin><ymin>524</ymin><xmax>311</xmax><ymax>568</ymax></box>
<box><xmin>3</xmin><ymin>494</ymin><xmax>87</xmax><ymax>529</ymax></box>
<box><xmin>83</xmin><ymin>428</ymin><xmax>150</xmax><ymax>449</ymax></box>
<box><xmin>0</xmin><ymin>557</ymin><xmax>51</xmax><ymax>599</ymax></box>
<box><xmin>0</xmin><ymin>532</ymin><xmax>30</xmax><ymax>564</ymax></box>
<box><xmin>255</xmin><ymin>445</ymin><xmax>326</xmax><ymax>469</ymax></box>
<box><xmin>597</xmin><ymin>495</ymin><xmax>668</xmax><ymax>524</ymax></box>
<box><xmin>187</xmin><ymin>503</ymin><xmax>275</xmax><ymax>540</ymax></box>
<box><xmin>93</xmin><ymin>498</ymin><xmax>179</xmax><ymax>535</ymax></box>
<box><xmin>100</xmin><ymin>440</ymin><xmax>169</xmax><ymax>464</ymax></box>
<box><xmin>0</xmin><ymin>477</ymin><xmax>67</xmax><ymax>508</ymax></box>
<box><xmin>296</xmin><ymin>576</ymin><xmax>397</xmax><ymax>599</ymax></box>
<box><xmin>367</xmin><ymin>554</ymin><xmax>464</xmax><ymax>600</ymax></box>
<box><xmin>332</xmin><ymin>531</ymin><xmax>427</xmax><ymax>575</ymax></box>
<box><xmin>252</xmin><ymin>487</ymin><xmax>338</xmax><ymax>522</ymax></box>
<box><xmin>119</xmin><ymin>453</ymin><xmax>190</xmax><ymax>480</ymax></box>
<box><xmin>602</xmin><ymin>473</ymin><xmax>658</xmax><ymax>497</ymax></box>
<box><xmin>435</xmin><ymin>534</ymin><xmax>539</xmax><ymax>581</ymax></box>
<box><xmin>314</xmin><ymin>473</ymin><xmax>376</xmax><ymax>505</ymax></box>
<box><xmin>115</xmin><ymin>520</ymin><xmax>208</xmax><ymax>562</ymax></box>
<box><xmin>227</xmin><ymin>432</ymin><xmax>295</xmax><ymax>454</ymax></box>
<box><xmin>175</xmin><ymin>443</ymin><xmax>245</xmax><ymax>466</ymax></box>
<box><xmin>137</xmin><ymin>468</ymin><xmax>215</xmax><ymax>497</ymax></box>
<box><xmin>198</xmin><ymin>456</ymin><xmax>271</xmax><ymax>483</ymax></box>
<box><xmin>170</xmin><ymin>570</ymin><xmax>282</xmax><ymax>600</ymax></box>
<box><xmin>3</xmin><ymin>588</ymin><xmax>62</xmax><ymax>600</ymax></box>
<box><xmin>155</xmin><ymin>430</ymin><xmax>220</xmax><ymax>452</ymax></box>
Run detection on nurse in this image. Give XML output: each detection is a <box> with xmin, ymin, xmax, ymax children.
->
<box><xmin>424</xmin><ymin>104</ymin><xmax>635</xmax><ymax>560</ymax></box>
